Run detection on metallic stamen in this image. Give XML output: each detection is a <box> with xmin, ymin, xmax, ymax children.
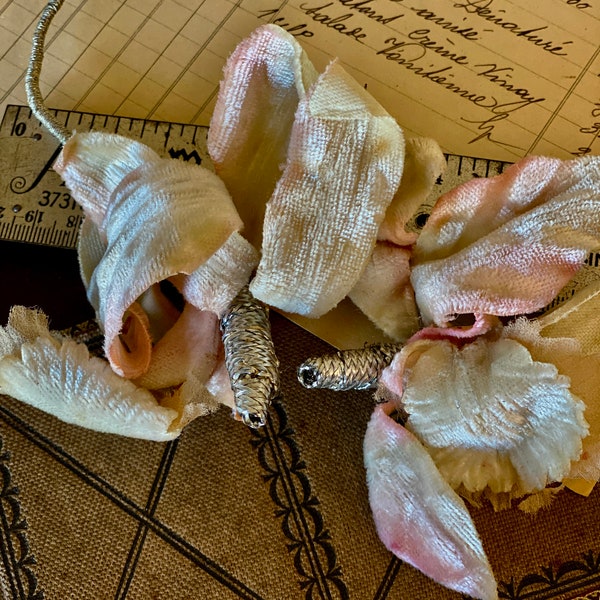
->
<box><xmin>26</xmin><ymin>0</ymin><xmax>70</xmax><ymax>144</ymax></box>
<box><xmin>297</xmin><ymin>343</ymin><xmax>402</xmax><ymax>391</ymax></box>
<box><xmin>220</xmin><ymin>286</ymin><xmax>280</xmax><ymax>428</ymax></box>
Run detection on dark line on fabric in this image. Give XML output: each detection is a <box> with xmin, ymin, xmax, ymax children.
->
<box><xmin>114</xmin><ymin>439</ymin><xmax>179</xmax><ymax>599</ymax></box>
<box><xmin>0</xmin><ymin>405</ymin><xmax>266</xmax><ymax>600</ymax></box>
<box><xmin>264</xmin><ymin>406</ymin><xmax>338</xmax><ymax>600</ymax></box>
<box><xmin>526</xmin><ymin>45</ymin><xmax>600</xmax><ymax>155</ymax></box>
<box><xmin>372</xmin><ymin>557</ymin><xmax>401</xmax><ymax>600</ymax></box>
<box><xmin>0</xmin><ymin>493</ymin><xmax>23</xmax><ymax>600</ymax></box>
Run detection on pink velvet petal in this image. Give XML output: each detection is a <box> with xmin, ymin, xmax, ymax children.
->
<box><xmin>208</xmin><ymin>24</ymin><xmax>318</xmax><ymax>249</ymax></box>
<box><xmin>411</xmin><ymin>155</ymin><xmax>600</xmax><ymax>326</ymax></box>
<box><xmin>364</xmin><ymin>406</ymin><xmax>497</xmax><ymax>600</ymax></box>
<box><xmin>57</xmin><ymin>132</ymin><xmax>243</xmax><ymax>378</ymax></box>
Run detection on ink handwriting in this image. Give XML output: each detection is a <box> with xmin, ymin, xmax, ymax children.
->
<box><xmin>257</xmin><ymin>1</ymin><xmax>553</xmax><ymax>150</ymax></box>
<box><xmin>571</xmin><ymin>102</ymin><xmax>600</xmax><ymax>156</ymax></box>
<box><xmin>453</xmin><ymin>0</ymin><xmax>574</xmax><ymax>56</ymax></box>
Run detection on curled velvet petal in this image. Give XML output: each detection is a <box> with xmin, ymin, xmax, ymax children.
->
<box><xmin>208</xmin><ymin>24</ymin><xmax>318</xmax><ymax>248</ymax></box>
<box><xmin>250</xmin><ymin>60</ymin><xmax>405</xmax><ymax>317</ymax></box>
<box><xmin>54</xmin><ymin>132</ymin><xmax>158</xmax><ymax>228</ymax></box>
<box><xmin>55</xmin><ymin>131</ymin><xmax>246</xmax><ymax>379</ymax></box>
<box><xmin>183</xmin><ymin>231</ymin><xmax>258</xmax><ymax>317</ymax></box>
<box><xmin>210</xmin><ymin>24</ymin><xmax>405</xmax><ymax>318</ymax></box>
<box><xmin>411</xmin><ymin>155</ymin><xmax>600</xmax><ymax>326</ymax></box>
<box><xmin>364</xmin><ymin>406</ymin><xmax>497</xmax><ymax>600</ymax></box>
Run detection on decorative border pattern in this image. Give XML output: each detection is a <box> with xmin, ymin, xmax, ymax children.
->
<box><xmin>499</xmin><ymin>551</ymin><xmax>600</xmax><ymax>600</ymax></box>
<box><xmin>0</xmin><ymin>436</ymin><xmax>43</xmax><ymax>600</ymax></box>
<box><xmin>251</xmin><ymin>400</ymin><xmax>349</xmax><ymax>600</ymax></box>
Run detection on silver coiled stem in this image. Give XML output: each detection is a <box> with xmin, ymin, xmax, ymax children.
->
<box><xmin>297</xmin><ymin>344</ymin><xmax>402</xmax><ymax>391</ymax></box>
<box><xmin>25</xmin><ymin>0</ymin><xmax>70</xmax><ymax>144</ymax></box>
<box><xmin>220</xmin><ymin>286</ymin><xmax>280</xmax><ymax>428</ymax></box>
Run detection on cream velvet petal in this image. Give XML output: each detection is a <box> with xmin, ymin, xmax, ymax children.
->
<box><xmin>54</xmin><ymin>132</ymin><xmax>159</xmax><ymax>228</ymax></box>
<box><xmin>77</xmin><ymin>216</ymin><xmax>106</xmax><ymax>296</ymax></box>
<box><xmin>0</xmin><ymin>307</ymin><xmax>180</xmax><ymax>441</ymax></box>
<box><xmin>411</xmin><ymin>155</ymin><xmax>600</xmax><ymax>326</ymax></box>
<box><xmin>250</xmin><ymin>60</ymin><xmax>405</xmax><ymax>317</ymax></box>
<box><xmin>59</xmin><ymin>132</ymin><xmax>243</xmax><ymax>378</ymax></box>
<box><xmin>183</xmin><ymin>231</ymin><xmax>258</xmax><ymax>317</ymax></box>
<box><xmin>378</xmin><ymin>136</ymin><xmax>446</xmax><ymax>246</ymax></box>
<box><xmin>347</xmin><ymin>242</ymin><xmax>419</xmax><ymax>341</ymax></box>
<box><xmin>208</xmin><ymin>24</ymin><xmax>319</xmax><ymax>249</ymax></box>
<box><xmin>364</xmin><ymin>406</ymin><xmax>497</xmax><ymax>600</ymax></box>
<box><xmin>380</xmin><ymin>336</ymin><xmax>588</xmax><ymax>498</ymax></box>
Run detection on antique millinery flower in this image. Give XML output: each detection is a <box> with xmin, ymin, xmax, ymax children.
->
<box><xmin>4</xmin><ymin>3</ymin><xmax>442</xmax><ymax>438</ymax></box>
<box><xmin>301</xmin><ymin>152</ymin><xmax>600</xmax><ymax>599</ymax></box>
<box><xmin>379</xmin><ymin>333</ymin><xmax>589</xmax><ymax>508</ymax></box>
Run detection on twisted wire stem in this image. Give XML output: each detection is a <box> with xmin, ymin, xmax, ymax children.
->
<box><xmin>25</xmin><ymin>0</ymin><xmax>70</xmax><ymax>144</ymax></box>
<box><xmin>220</xmin><ymin>286</ymin><xmax>280</xmax><ymax>428</ymax></box>
<box><xmin>297</xmin><ymin>344</ymin><xmax>402</xmax><ymax>391</ymax></box>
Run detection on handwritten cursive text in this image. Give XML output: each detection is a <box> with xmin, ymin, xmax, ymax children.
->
<box><xmin>453</xmin><ymin>0</ymin><xmax>574</xmax><ymax>56</ymax></box>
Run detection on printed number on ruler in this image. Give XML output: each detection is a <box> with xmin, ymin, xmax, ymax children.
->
<box><xmin>0</xmin><ymin>105</ymin><xmax>211</xmax><ymax>249</ymax></box>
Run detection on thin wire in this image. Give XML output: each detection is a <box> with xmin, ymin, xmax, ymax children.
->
<box><xmin>25</xmin><ymin>0</ymin><xmax>70</xmax><ymax>144</ymax></box>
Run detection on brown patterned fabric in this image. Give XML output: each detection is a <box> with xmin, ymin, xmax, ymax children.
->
<box><xmin>0</xmin><ymin>240</ymin><xmax>599</xmax><ymax>600</ymax></box>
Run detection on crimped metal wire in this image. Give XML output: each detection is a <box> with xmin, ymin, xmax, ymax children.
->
<box><xmin>297</xmin><ymin>344</ymin><xmax>402</xmax><ymax>391</ymax></box>
<box><xmin>220</xmin><ymin>286</ymin><xmax>280</xmax><ymax>428</ymax></box>
<box><xmin>25</xmin><ymin>0</ymin><xmax>70</xmax><ymax>144</ymax></box>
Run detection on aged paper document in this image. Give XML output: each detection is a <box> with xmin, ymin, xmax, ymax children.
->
<box><xmin>1</xmin><ymin>0</ymin><xmax>598</xmax><ymax>162</ymax></box>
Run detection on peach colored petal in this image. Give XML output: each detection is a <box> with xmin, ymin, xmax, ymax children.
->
<box><xmin>135</xmin><ymin>303</ymin><xmax>220</xmax><ymax>391</ymax></box>
<box><xmin>411</xmin><ymin>155</ymin><xmax>600</xmax><ymax>326</ymax></box>
<box><xmin>364</xmin><ymin>406</ymin><xmax>497</xmax><ymax>600</ymax></box>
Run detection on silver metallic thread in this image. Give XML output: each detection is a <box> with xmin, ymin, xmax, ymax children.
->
<box><xmin>297</xmin><ymin>344</ymin><xmax>402</xmax><ymax>391</ymax></box>
<box><xmin>220</xmin><ymin>286</ymin><xmax>280</xmax><ymax>428</ymax></box>
<box><xmin>26</xmin><ymin>0</ymin><xmax>70</xmax><ymax>144</ymax></box>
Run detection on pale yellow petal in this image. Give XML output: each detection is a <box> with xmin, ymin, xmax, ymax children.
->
<box><xmin>378</xmin><ymin>136</ymin><xmax>446</xmax><ymax>246</ymax></box>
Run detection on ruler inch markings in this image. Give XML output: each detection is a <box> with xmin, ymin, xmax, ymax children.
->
<box><xmin>0</xmin><ymin>104</ymin><xmax>213</xmax><ymax>250</ymax></box>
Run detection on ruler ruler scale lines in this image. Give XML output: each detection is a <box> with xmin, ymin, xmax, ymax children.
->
<box><xmin>0</xmin><ymin>105</ymin><xmax>212</xmax><ymax>250</ymax></box>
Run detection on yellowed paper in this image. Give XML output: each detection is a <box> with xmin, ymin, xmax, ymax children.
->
<box><xmin>564</xmin><ymin>478</ymin><xmax>597</xmax><ymax>497</ymax></box>
<box><xmin>1</xmin><ymin>0</ymin><xmax>598</xmax><ymax>162</ymax></box>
